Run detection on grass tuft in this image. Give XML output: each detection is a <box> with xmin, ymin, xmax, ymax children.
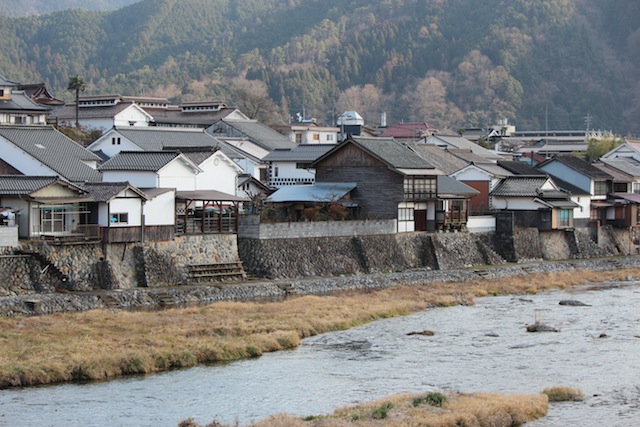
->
<box><xmin>543</xmin><ymin>386</ymin><xmax>585</xmax><ymax>402</ymax></box>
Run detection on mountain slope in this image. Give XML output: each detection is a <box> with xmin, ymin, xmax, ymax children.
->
<box><xmin>0</xmin><ymin>0</ymin><xmax>637</xmax><ymax>134</ymax></box>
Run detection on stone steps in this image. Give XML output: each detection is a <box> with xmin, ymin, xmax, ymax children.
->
<box><xmin>156</xmin><ymin>292</ymin><xmax>176</xmax><ymax>308</ymax></box>
<box><xmin>277</xmin><ymin>283</ymin><xmax>297</xmax><ymax>297</ymax></box>
<box><xmin>187</xmin><ymin>261</ymin><xmax>247</xmax><ymax>283</ymax></box>
<box><xmin>100</xmin><ymin>294</ymin><xmax>120</xmax><ymax>309</ymax></box>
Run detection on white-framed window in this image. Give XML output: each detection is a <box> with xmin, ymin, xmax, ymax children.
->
<box><xmin>109</xmin><ymin>213</ymin><xmax>128</xmax><ymax>224</ymax></box>
<box><xmin>398</xmin><ymin>207</ymin><xmax>414</xmax><ymax>221</ymax></box>
<box><xmin>326</xmin><ymin>134</ymin><xmax>334</xmax><ymax>141</ymax></box>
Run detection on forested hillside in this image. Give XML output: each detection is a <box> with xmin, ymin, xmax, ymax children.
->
<box><xmin>0</xmin><ymin>0</ymin><xmax>138</xmax><ymax>17</ymax></box>
<box><xmin>0</xmin><ymin>0</ymin><xmax>638</xmax><ymax>134</ymax></box>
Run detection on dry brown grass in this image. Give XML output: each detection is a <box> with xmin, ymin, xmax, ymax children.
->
<box><xmin>543</xmin><ymin>386</ymin><xmax>585</xmax><ymax>402</ymax></box>
<box><xmin>184</xmin><ymin>391</ymin><xmax>548</xmax><ymax>427</ymax></box>
<box><xmin>0</xmin><ymin>267</ymin><xmax>637</xmax><ymax>388</ymax></box>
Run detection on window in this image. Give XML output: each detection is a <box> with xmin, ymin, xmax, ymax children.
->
<box><xmin>398</xmin><ymin>207</ymin><xmax>414</xmax><ymax>221</ymax></box>
<box><xmin>404</xmin><ymin>176</ymin><xmax>436</xmax><ymax>199</ymax></box>
<box><xmin>594</xmin><ymin>180</ymin><xmax>608</xmax><ymax>196</ymax></box>
<box><xmin>109</xmin><ymin>213</ymin><xmax>128</xmax><ymax>224</ymax></box>
<box><xmin>326</xmin><ymin>134</ymin><xmax>334</xmax><ymax>141</ymax></box>
<box><xmin>0</xmin><ymin>89</ymin><xmax>3</xmax><ymax>96</ymax></box>
<box><xmin>295</xmin><ymin>134</ymin><xmax>302</xmax><ymax>144</ymax></box>
<box><xmin>633</xmin><ymin>182</ymin><xmax>640</xmax><ymax>194</ymax></box>
<box><xmin>111</xmin><ymin>137</ymin><xmax>121</xmax><ymax>145</ymax></box>
<box><xmin>313</xmin><ymin>133</ymin><xmax>320</xmax><ymax>141</ymax></box>
<box><xmin>557</xmin><ymin>209</ymin><xmax>573</xmax><ymax>228</ymax></box>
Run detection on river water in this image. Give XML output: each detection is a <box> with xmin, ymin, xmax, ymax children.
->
<box><xmin>1</xmin><ymin>281</ymin><xmax>639</xmax><ymax>427</ymax></box>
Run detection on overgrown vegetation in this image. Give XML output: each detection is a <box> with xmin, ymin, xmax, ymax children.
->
<box><xmin>0</xmin><ymin>268</ymin><xmax>637</xmax><ymax>389</ymax></box>
<box><xmin>543</xmin><ymin>386</ymin><xmax>585</xmax><ymax>402</ymax></box>
<box><xmin>183</xmin><ymin>391</ymin><xmax>549</xmax><ymax>426</ymax></box>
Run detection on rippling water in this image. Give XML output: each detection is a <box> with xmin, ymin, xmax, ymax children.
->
<box><xmin>1</xmin><ymin>282</ymin><xmax>639</xmax><ymax>427</ymax></box>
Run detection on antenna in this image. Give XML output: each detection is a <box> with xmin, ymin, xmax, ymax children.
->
<box><xmin>584</xmin><ymin>113</ymin><xmax>592</xmax><ymax>131</ymax></box>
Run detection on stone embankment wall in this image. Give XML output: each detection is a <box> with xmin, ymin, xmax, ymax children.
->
<box><xmin>1</xmin><ymin>255</ymin><xmax>639</xmax><ymax>317</ymax></box>
<box><xmin>0</xmin><ymin>234</ymin><xmax>239</xmax><ymax>297</ymax></box>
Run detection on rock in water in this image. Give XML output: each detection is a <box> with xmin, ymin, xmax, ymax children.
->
<box><xmin>526</xmin><ymin>323</ymin><xmax>560</xmax><ymax>333</ymax></box>
<box><xmin>559</xmin><ymin>300</ymin><xmax>590</xmax><ymax>306</ymax></box>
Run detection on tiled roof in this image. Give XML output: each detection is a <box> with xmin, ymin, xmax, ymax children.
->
<box><xmin>540</xmin><ymin>155</ymin><xmax>613</xmax><ymax>180</ymax></box>
<box><xmin>448</xmin><ymin>148</ymin><xmax>495</xmax><ymax>164</ymax></box>
<box><xmin>352</xmin><ymin>136</ymin><xmax>435</xmax><ymax>169</ymax></box>
<box><xmin>0</xmin><ymin>91</ymin><xmax>51</xmax><ymax>112</ymax></box>
<box><xmin>0</xmin><ymin>126</ymin><xmax>102</xmax><ymax>182</ymax></box>
<box><xmin>215</xmin><ymin>119</ymin><xmax>296</xmax><ymax>150</ymax></box>
<box><xmin>98</xmin><ymin>151</ymin><xmax>180</xmax><ymax>172</ymax></box>
<box><xmin>115</xmin><ymin>127</ymin><xmax>217</xmax><ymax>151</ymax></box>
<box><xmin>82</xmin><ymin>182</ymin><xmax>147</xmax><ymax>202</ymax></box>
<box><xmin>146</xmin><ymin>107</ymin><xmax>237</xmax><ymax>126</ymax></box>
<box><xmin>592</xmin><ymin>162</ymin><xmax>632</xmax><ymax>182</ymax></box>
<box><xmin>380</xmin><ymin>122</ymin><xmax>437</xmax><ymax>138</ymax></box>
<box><xmin>497</xmin><ymin>160</ymin><xmax>544</xmax><ymax>175</ymax></box>
<box><xmin>0</xmin><ymin>75</ymin><xmax>19</xmax><ymax>86</ymax></box>
<box><xmin>0</xmin><ymin>175</ymin><xmax>59</xmax><ymax>195</ymax></box>
<box><xmin>429</xmin><ymin>134</ymin><xmax>502</xmax><ymax>161</ymax></box>
<box><xmin>407</xmin><ymin>144</ymin><xmax>469</xmax><ymax>174</ymax></box>
<box><xmin>51</xmin><ymin>102</ymin><xmax>135</xmax><ymax>120</ymax></box>
<box><xmin>437</xmin><ymin>176</ymin><xmax>479</xmax><ymax>196</ymax></box>
<box><xmin>181</xmin><ymin>150</ymin><xmax>216</xmax><ymax>165</ymax></box>
<box><xmin>490</xmin><ymin>176</ymin><xmax>551</xmax><ymax>197</ymax></box>
<box><xmin>598</xmin><ymin>158</ymin><xmax>640</xmax><ymax>177</ymax></box>
<box><xmin>263</xmin><ymin>144</ymin><xmax>335</xmax><ymax>162</ymax></box>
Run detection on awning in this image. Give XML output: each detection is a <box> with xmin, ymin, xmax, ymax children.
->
<box><xmin>267</xmin><ymin>182</ymin><xmax>357</xmax><ymax>203</ymax></box>
<box><xmin>176</xmin><ymin>190</ymin><xmax>248</xmax><ymax>202</ymax></box>
<box><xmin>591</xmin><ymin>200</ymin><xmax>614</xmax><ymax>207</ymax></box>
<box><xmin>612</xmin><ymin>193</ymin><xmax>640</xmax><ymax>204</ymax></box>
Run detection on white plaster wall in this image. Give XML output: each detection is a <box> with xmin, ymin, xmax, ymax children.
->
<box><xmin>467</xmin><ymin>215</ymin><xmax>496</xmax><ymax>233</ymax></box>
<box><xmin>109</xmin><ymin>198</ymin><xmax>143</xmax><ymax>226</ymax></box>
<box><xmin>0</xmin><ymin>137</ymin><xmax>58</xmax><ymax>176</ymax></box>
<box><xmin>158</xmin><ymin>161</ymin><xmax>197</xmax><ymax>191</ymax></box>
<box><xmin>572</xmin><ymin>196</ymin><xmax>591</xmax><ymax>220</ymax></box>
<box><xmin>492</xmin><ymin>197</ymin><xmax>544</xmax><ymax>210</ymax></box>
<box><xmin>87</xmin><ymin>130</ymin><xmax>142</xmax><ymax>158</ymax></box>
<box><xmin>452</xmin><ymin>167</ymin><xmax>492</xmax><ymax>181</ymax></box>
<box><xmin>113</xmin><ymin>106</ymin><xmax>151</xmax><ymax>127</ymax></box>
<box><xmin>144</xmin><ymin>191</ymin><xmax>175</xmax><ymax>226</ymax></box>
<box><xmin>196</xmin><ymin>153</ymin><xmax>240</xmax><ymax>195</ymax></box>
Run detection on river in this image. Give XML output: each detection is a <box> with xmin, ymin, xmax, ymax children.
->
<box><xmin>1</xmin><ymin>281</ymin><xmax>639</xmax><ymax>427</ymax></box>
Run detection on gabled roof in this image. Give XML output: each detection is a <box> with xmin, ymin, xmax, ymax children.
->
<box><xmin>145</xmin><ymin>106</ymin><xmax>242</xmax><ymax>127</ymax></box>
<box><xmin>267</xmin><ymin>182</ymin><xmax>357</xmax><ymax>203</ymax></box>
<box><xmin>408</xmin><ymin>144</ymin><xmax>469</xmax><ymax>175</ymax></box>
<box><xmin>0</xmin><ymin>75</ymin><xmax>19</xmax><ymax>86</ymax></box>
<box><xmin>491</xmin><ymin>176</ymin><xmax>555</xmax><ymax>197</ymax></box>
<box><xmin>447</xmin><ymin>148</ymin><xmax>495</xmax><ymax>164</ymax></box>
<box><xmin>82</xmin><ymin>182</ymin><xmax>148</xmax><ymax>202</ymax></box>
<box><xmin>0</xmin><ymin>126</ymin><xmax>102</xmax><ymax>182</ymax></box>
<box><xmin>597</xmin><ymin>158</ymin><xmax>640</xmax><ymax>177</ymax></box>
<box><xmin>216</xmin><ymin>137</ymin><xmax>271</xmax><ymax>161</ymax></box>
<box><xmin>0</xmin><ymin>175</ymin><xmax>61</xmax><ymax>195</ymax></box>
<box><xmin>538</xmin><ymin>155</ymin><xmax>613</xmax><ymax>180</ymax></box>
<box><xmin>0</xmin><ymin>90</ymin><xmax>51</xmax><ymax>112</ymax></box>
<box><xmin>497</xmin><ymin>160</ymin><xmax>544</xmax><ymax>175</ymax></box>
<box><xmin>17</xmin><ymin>83</ymin><xmax>65</xmax><ymax>106</ymax></box>
<box><xmin>262</xmin><ymin>144</ymin><xmax>335</xmax><ymax>162</ymax></box>
<box><xmin>312</xmin><ymin>136</ymin><xmax>439</xmax><ymax>175</ymax></box>
<box><xmin>51</xmin><ymin>101</ymin><xmax>149</xmax><ymax>120</ymax></box>
<box><xmin>427</xmin><ymin>134</ymin><xmax>502</xmax><ymax>161</ymax></box>
<box><xmin>98</xmin><ymin>151</ymin><xmax>199</xmax><ymax>173</ymax></box>
<box><xmin>210</xmin><ymin>119</ymin><xmax>296</xmax><ymax>150</ymax></box>
<box><xmin>592</xmin><ymin>161</ymin><xmax>633</xmax><ymax>183</ymax></box>
<box><xmin>104</xmin><ymin>127</ymin><xmax>217</xmax><ymax>152</ymax></box>
<box><xmin>380</xmin><ymin>122</ymin><xmax>437</xmax><ymax>139</ymax></box>
<box><xmin>548</xmin><ymin>176</ymin><xmax>590</xmax><ymax>196</ymax></box>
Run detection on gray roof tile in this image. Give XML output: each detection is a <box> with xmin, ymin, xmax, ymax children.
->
<box><xmin>352</xmin><ymin>136</ymin><xmax>435</xmax><ymax>169</ymax></box>
<box><xmin>491</xmin><ymin>176</ymin><xmax>551</xmax><ymax>197</ymax></box>
<box><xmin>0</xmin><ymin>125</ymin><xmax>102</xmax><ymax>182</ymax></box>
<box><xmin>212</xmin><ymin>119</ymin><xmax>296</xmax><ymax>150</ymax></box>
<box><xmin>0</xmin><ymin>175</ymin><xmax>59</xmax><ymax>195</ymax></box>
<box><xmin>263</xmin><ymin>144</ymin><xmax>335</xmax><ymax>162</ymax></box>
<box><xmin>98</xmin><ymin>151</ymin><xmax>180</xmax><ymax>172</ymax></box>
<box><xmin>114</xmin><ymin>127</ymin><xmax>218</xmax><ymax>151</ymax></box>
<box><xmin>82</xmin><ymin>182</ymin><xmax>146</xmax><ymax>202</ymax></box>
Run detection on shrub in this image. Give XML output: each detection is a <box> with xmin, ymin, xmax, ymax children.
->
<box><xmin>413</xmin><ymin>391</ymin><xmax>448</xmax><ymax>407</ymax></box>
<box><xmin>371</xmin><ymin>402</ymin><xmax>394</xmax><ymax>419</ymax></box>
<box><xmin>543</xmin><ymin>386</ymin><xmax>584</xmax><ymax>402</ymax></box>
